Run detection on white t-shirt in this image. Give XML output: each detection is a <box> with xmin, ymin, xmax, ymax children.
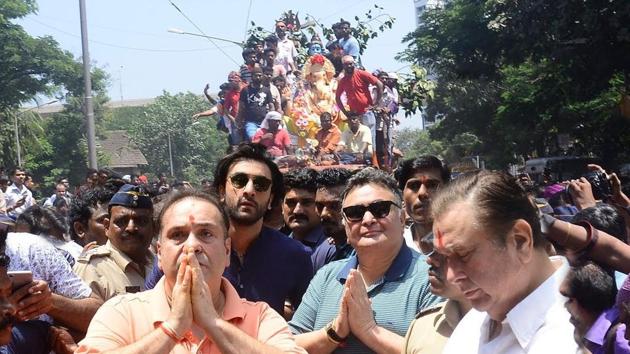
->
<box><xmin>443</xmin><ymin>256</ymin><xmax>578</xmax><ymax>354</ymax></box>
<box><xmin>5</xmin><ymin>184</ymin><xmax>33</xmax><ymax>218</ymax></box>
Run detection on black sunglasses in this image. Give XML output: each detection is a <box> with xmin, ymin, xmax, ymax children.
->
<box><xmin>342</xmin><ymin>200</ymin><xmax>400</xmax><ymax>222</ymax></box>
<box><xmin>229</xmin><ymin>173</ymin><xmax>272</xmax><ymax>192</ymax></box>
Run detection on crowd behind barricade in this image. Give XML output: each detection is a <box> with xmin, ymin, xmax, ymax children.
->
<box><xmin>0</xmin><ymin>144</ymin><xmax>630</xmax><ymax>353</ymax></box>
<box><xmin>192</xmin><ymin>20</ymin><xmax>402</xmax><ymax>171</ymax></box>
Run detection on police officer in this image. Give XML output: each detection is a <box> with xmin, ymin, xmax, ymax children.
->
<box><xmin>74</xmin><ymin>184</ymin><xmax>155</xmax><ymax>301</ymax></box>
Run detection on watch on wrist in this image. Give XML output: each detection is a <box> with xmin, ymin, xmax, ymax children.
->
<box><xmin>325</xmin><ymin>321</ymin><xmax>347</xmax><ymax>344</ymax></box>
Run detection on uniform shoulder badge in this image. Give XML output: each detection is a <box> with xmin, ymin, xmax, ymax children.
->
<box><xmin>77</xmin><ymin>246</ymin><xmax>111</xmax><ymax>263</ymax></box>
<box><xmin>415</xmin><ymin>302</ymin><xmax>445</xmax><ymax>319</ymax></box>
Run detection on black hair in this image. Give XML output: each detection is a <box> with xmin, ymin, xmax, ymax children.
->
<box><xmin>338</xmin><ymin>20</ymin><xmax>351</xmax><ymax>27</ymax></box>
<box><xmin>572</xmin><ymin>204</ymin><xmax>627</xmax><ymax>243</ymax></box>
<box><xmin>9</xmin><ymin>166</ymin><xmax>25</xmax><ymax>176</ymax></box>
<box><xmin>320</xmin><ymin>112</ymin><xmax>332</xmax><ymax>121</ymax></box>
<box><xmin>263</xmin><ymin>47</ymin><xmax>276</xmax><ymax>55</ymax></box>
<box><xmin>68</xmin><ymin>187</ymin><xmax>115</xmax><ymax>241</ymax></box>
<box><xmin>271</xmin><ymin>76</ymin><xmax>286</xmax><ymax>85</ymax></box>
<box><xmin>565</xmin><ymin>262</ymin><xmax>617</xmax><ymax>315</ymax></box>
<box><xmin>284</xmin><ymin>168</ymin><xmax>319</xmax><ymax>194</ymax></box>
<box><xmin>157</xmin><ymin>189</ymin><xmax>230</xmax><ymax>238</ymax></box>
<box><xmin>241</xmin><ymin>47</ymin><xmax>256</xmax><ymax>60</ymax></box>
<box><xmin>85</xmin><ymin>168</ymin><xmax>97</xmax><ymax>178</ymax></box>
<box><xmin>15</xmin><ymin>205</ymin><xmax>67</xmax><ymax>241</ymax></box>
<box><xmin>316</xmin><ymin>168</ymin><xmax>354</xmax><ymax>188</ymax></box>
<box><xmin>341</xmin><ymin>167</ymin><xmax>402</xmax><ymax>205</ymax></box>
<box><xmin>394</xmin><ymin>155</ymin><xmax>450</xmax><ymax>190</ymax></box>
<box><xmin>264</xmin><ymin>35</ymin><xmax>278</xmax><ymax>45</ymax></box>
<box><xmin>212</xmin><ymin>143</ymin><xmax>285</xmax><ymax>208</ymax></box>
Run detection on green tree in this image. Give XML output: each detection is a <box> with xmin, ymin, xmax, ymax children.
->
<box><xmin>394</xmin><ymin>128</ymin><xmax>444</xmax><ymax>159</ymax></box>
<box><xmin>399</xmin><ymin>0</ymin><xmax>630</xmax><ymax>168</ymax></box>
<box><xmin>130</xmin><ymin>91</ymin><xmax>228</xmax><ymax>182</ymax></box>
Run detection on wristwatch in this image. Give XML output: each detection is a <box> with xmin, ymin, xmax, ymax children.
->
<box><xmin>325</xmin><ymin>321</ymin><xmax>348</xmax><ymax>345</ymax></box>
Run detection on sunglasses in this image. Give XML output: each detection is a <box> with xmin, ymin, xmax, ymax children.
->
<box><xmin>342</xmin><ymin>200</ymin><xmax>400</xmax><ymax>222</ymax></box>
<box><xmin>229</xmin><ymin>173</ymin><xmax>272</xmax><ymax>192</ymax></box>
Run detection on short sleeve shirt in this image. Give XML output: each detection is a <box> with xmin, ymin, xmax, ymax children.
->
<box><xmin>336</xmin><ymin>69</ymin><xmax>379</xmax><ymax>114</ymax></box>
<box><xmin>6</xmin><ymin>232</ymin><xmax>92</xmax><ymax>300</ymax></box>
<box><xmin>239</xmin><ymin>85</ymin><xmax>272</xmax><ymax>124</ymax></box>
<box><xmin>73</xmin><ymin>240</ymin><xmax>155</xmax><ymax>301</ymax></box>
<box><xmin>315</xmin><ymin>126</ymin><xmax>342</xmax><ymax>154</ymax></box>
<box><xmin>4</xmin><ymin>184</ymin><xmax>33</xmax><ymax>219</ymax></box>
<box><xmin>289</xmin><ymin>244</ymin><xmax>441</xmax><ymax>353</ymax></box>
<box><xmin>338</xmin><ymin>36</ymin><xmax>360</xmax><ymax>59</ymax></box>
<box><xmin>340</xmin><ymin>124</ymin><xmax>373</xmax><ymax>154</ymax></box>
<box><xmin>76</xmin><ymin>277</ymin><xmax>307</xmax><ymax>354</ymax></box>
<box><xmin>251</xmin><ymin>128</ymin><xmax>291</xmax><ymax>157</ymax></box>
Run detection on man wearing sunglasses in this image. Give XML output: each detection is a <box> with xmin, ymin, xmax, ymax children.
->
<box><xmin>290</xmin><ymin>168</ymin><xmax>440</xmax><ymax>353</ymax></box>
<box><xmin>395</xmin><ymin>156</ymin><xmax>450</xmax><ymax>252</ymax></box>
<box><xmin>213</xmin><ymin>143</ymin><xmax>313</xmax><ymax>317</ymax></box>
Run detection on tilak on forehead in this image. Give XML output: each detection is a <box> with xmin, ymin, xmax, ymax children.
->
<box><xmin>436</xmin><ymin>228</ymin><xmax>445</xmax><ymax>248</ymax></box>
<box><xmin>189</xmin><ymin>214</ymin><xmax>195</xmax><ymax>224</ymax></box>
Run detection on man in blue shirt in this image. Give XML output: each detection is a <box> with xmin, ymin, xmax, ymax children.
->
<box><xmin>336</xmin><ymin>20</ymin><xmax>361</xmax><ymax>62</ymax></box>
<box><xmin>282</xmin><ymin>169</ymin><xmax>326</xmax><ymax>254</ymax></box>
<box><xmin>289</xmin><ymin>168</ymin><xmax>440</xmax><ymax>353</ymax></box>
<box><xmin>310</xmin><ymin>168</ymin><xmax>355</xmax><ymax>273</ymax></box>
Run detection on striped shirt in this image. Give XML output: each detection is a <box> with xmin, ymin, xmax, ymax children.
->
<box><xmin>289</xmin><ymin>244</ymin><xmax>441</xmax><ymax>353</ymax></box>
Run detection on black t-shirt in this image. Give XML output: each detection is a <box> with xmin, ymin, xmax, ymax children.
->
<box><xmin>239</xmin><ymin>85</ymin><xmax>272</xmax><ymax>124</ymax></box>
<box><xmin>326</xmin><ymin>53</ymin><xmax>343</xmax><ymax>77</ymax></box>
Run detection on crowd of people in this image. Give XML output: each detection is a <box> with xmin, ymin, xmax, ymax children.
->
<box><xmin>0</xmin><ymin>142</ymin><xmax>629</xmax><ymax>353</ymax></box>
<box><xmin>193</xmin><ymin>19</ymin><xmax>401</xmax><ymax>170</ymax></box>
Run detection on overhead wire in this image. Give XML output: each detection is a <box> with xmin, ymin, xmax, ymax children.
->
<box><xmin>168</xmin><ymin>0</ymin><xmax>241</xmax><ymax>66</ymax></box>
<box><xmin>27</xmin><ymin>17</ymin><xmax>233</xmax><ymax>53</ymax></box>
<box><xmin>243</xmin><ymin>0</ymin><xmax>254</xmax><ymax>42</ymax></box>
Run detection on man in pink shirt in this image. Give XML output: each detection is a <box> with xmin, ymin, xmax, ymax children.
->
<box><xmin>76</xmin><ymin>190</ymin><xmax>306</xmax><ymax>354</ymax></box>
<box><xmin>252</xmin><ymin>111</ymin><xmax>293</xmax><ymax>157</ymax></box>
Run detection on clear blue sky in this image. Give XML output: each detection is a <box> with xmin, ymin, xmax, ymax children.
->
<box><xmin>19</xmin><ymin>0</ymin><xmax>422</xmax><ymax>127</ymax></box>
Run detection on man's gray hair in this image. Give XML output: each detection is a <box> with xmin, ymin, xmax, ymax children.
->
<box><xmin>341</xmin><ymin>167</ymin><xmax>402</xmax><ymax>205</ymax></box>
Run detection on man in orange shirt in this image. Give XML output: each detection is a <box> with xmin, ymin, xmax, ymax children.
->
<box><xmin>77</xmin><ymin>190</ymin><xmax>306</xmax><ymax>354</ymax></box>
<box><xmin>315</xmin><ymin>112</ymin><xmax>341</xmax><ymax>155</ymax></box>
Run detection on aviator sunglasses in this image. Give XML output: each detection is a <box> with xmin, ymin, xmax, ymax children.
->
<box><xmin>229</xmin><ymin>173</ymin><xmax>272</xmax><ymax>192</ymax></box>
<box><xmin>342</xmin><ymin>200</ymin><xmax>400</xmax><ymax>222</ymax></box>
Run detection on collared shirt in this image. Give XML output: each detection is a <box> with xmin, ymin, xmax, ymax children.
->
<box><xmin>337</xmin><ymin>36</ymin><xmax>360</xmax><ymax>59</ymax></box>
<box><xmin>289</xmin><ymin>244</ymin><xmax>441</xmax><ymax>353</ymax></box>
<box><xmin>76</xmin><ymin>277</ymin><xmax>307</xmax><ymax>354</ymax></box>
<box><xmin>584</xmin><ymin>307</ymin><xmax>630</xmax><ymax>354</ymax></box>
<box><xmin>7</xmin><ymin>232</ymin><xmax>92</xmax><ymax>323</ymax></box>
<box><xmin>402</xmin><ymin>299</ymin><xmax>466</xmax><ymax>354</ymax></box>
<box><xmin>73</xmin><ymin>240</ymin><xmax>154</xmax><ymax>301</ymax></box>
<box><xmin>402</xmin><ymin>224</ymin><xmax>422</xmax><ymax>252</ymax></box>
<box><xmin>276</xmin><ymin>37</ymin><xmax>298</xmax><ymax>72</ymax></box>
<box><xmin>290</xmin><ymin>225</ymin><xmax>327</xmax><ymax>254</ymax></box>
<box><xmin>4</xmin><ymin>183</ymin><xmax>33</xmax><ymax>219</ymax></box>
<box><xmin>224</xmin><ymin>226</ymin><xmax>313</xmax><ymax>315</ymax></box>
<box><xmin>310</xmin><ymin>240</ymin><xmax>353</xmax><ymax>274</ymax></box>
<box><xmin>251</xmin><ymin>128</ymin><xmax>291</xmax><ymax>157</ymax></box>
<box><xmin>315</xmin><ymin>125</ymin><xmax>342</xmax><ymax>154</ymax></box>
<box><xmin>339</xmin><ymin>124</ymin><xmax>373</xmax><ymax>154</ymax></box>
<box><xmin>443</xmin><ymin>256</ymin><xmax>578</xmax><ymax>354</ymax></box>
<box><xmin>336</xmin><ymin>69</ymin><xmax>379</xmax><ymax>114</ymax></box>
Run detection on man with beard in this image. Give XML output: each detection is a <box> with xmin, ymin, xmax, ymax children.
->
<box><xmin>213</xmin><ymin>144</ymin><xmax>313</xmax><ymax>316</ymax></box>
<box><xmin>282</xmin><ymin>168</ymin><xmax>325</xmax><ymax>253</ymax></box>
<box><xmin>310</xmin><ymin>168</ymin><xmax>354</xmax><ymax>273</ymax></box>
<box><xmin>403</xmin><ymin>232</ymin><xmax>472</xmax><ymax>354</ymax></box>
<box><xmin>395</xmin><ymin>156</ymin><xmax>450</xmax><ymax>251</ymax></box>
<box><xmin>74</xmin><ymin>184</ymin><xmax>155</xmax><ymax>301</ymax></box>
<box><xmin>237</xmin><ymin>67</ymin><xmax>274</xmax><ymax>142</ymax></box>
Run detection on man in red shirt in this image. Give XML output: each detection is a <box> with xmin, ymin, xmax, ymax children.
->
<box><xmin>335</xmin><ymin>55</ymin><xmax>383</xmax><ymax>149</ymax></box>
<box><xmin>252</xmin><ymin>111</ymin><xmax>293</xmax><ymax>157</ymax></box>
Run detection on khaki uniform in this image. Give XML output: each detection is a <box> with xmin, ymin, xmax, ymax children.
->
<box><xmin>402</xmin><ymin>299</ymin><xmax>466</xmax><ymax>354</ymax></box>
<box><xmin>73</xmin><ymin>240</ymin><xmax>154</xmax><ymax>301</ymax></box>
